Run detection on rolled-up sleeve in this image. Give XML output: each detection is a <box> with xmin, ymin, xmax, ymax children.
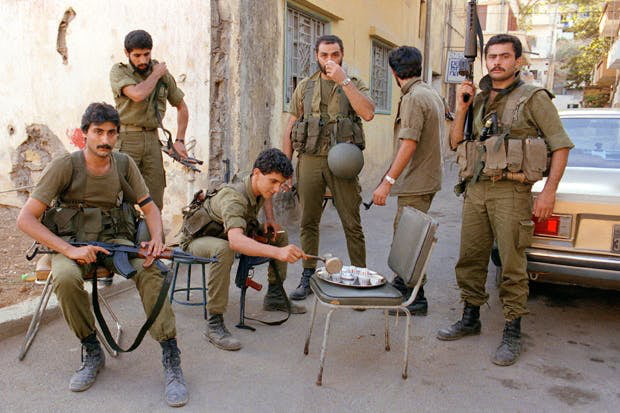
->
<box><xmin>398</xmin><ymin>96</ymin><xmax>426</xmax><ymax>142</ymax></box>
<box><xmin>110</xmin><ymin>65</ymin><xmax>137</xmax><ymax>98</ymax></box>
<box><xmin>526</xmin><ymin>91</ymin><xmax>574</xmax><ymax>152</ymax></box>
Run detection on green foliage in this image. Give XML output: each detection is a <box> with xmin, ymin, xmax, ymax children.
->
<box><xmin>583</xmin><ymin>90</ymin><xmax>610</xmax><ymax>107</ymax></box>
<box><xmin>563</xmin><ymin>37</ymin><xmax>612</xmax><ymax>88</ymax></box>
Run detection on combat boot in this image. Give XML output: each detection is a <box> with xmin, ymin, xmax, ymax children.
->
<box><xmin>205</xmin><ymin>314</ymin><xmax>242</xmax><ymax>351</ymax></box>
<box><xmin>436</xmin><ymin>302</ymin><xmax>481</xmax><ymax>341</ymax></box>
<box><xmin>492</xmin><ymin>318</ymin><xmax>522</xmax><ymax>366</ymax></box>
<box><xmin>160</xmin><ymin>338</ymin><xmax>189</xmax><ymax>407</ymax></box>
<box><xmin>69</xmin><ymin>333</ymin><xmax>105</xmax><ymax>392</ymax></box>
<box><xmin>263</xmin><ymin>283</ymin><xmax>306</xmax><ymax>314</ymax></box>
<box><xmin>389</xmin><ymin>283</ymin><xmax>428</xmax><ymax>316</ymax></box>
<box><xmin>290</xmin><ymin>268</ymin><xmax>315</xmax><ymax>300</ymax></box>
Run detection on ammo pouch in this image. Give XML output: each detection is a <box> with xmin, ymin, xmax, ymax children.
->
<box><xmin>335</xmin><ymin>117</ymin><xmax>365</xmax><ymax>150</ymax></box>
<box><xmin>482</xmin><ymin>134</ymin><xmax>508</xmax><ymax>177</ymax></box>
<box><xmin>522</xmin><ymin>137</ymin><xmax>548</xmax><ymax>182</ymax></box>
<box><xmin>108</xmin><ymin>202</ymin><xmax>139</xmax><ymax>241</ymax></box>
<box><xmin>456</xmin><ymin>140</ymin><xmax>479</xmax><ymax>180</ymax></box>
<box><xmin>479</xmin><ymin>136</ymin><xmax>548</xmax><ymax>183</ymax></box>
<box><xmin>42</xmin><ymin>207</ymin><xmax>102</xmax><ymax>242</ymax></box>
<box><xmin>180</xmin><ymin>199</ymin><xmax>225</xmax><ymax>248</ymax></box>
<box><xmin>291</xmin><ymin>118</ymin><xmax>307</xmax><ymax>153</ymax></box>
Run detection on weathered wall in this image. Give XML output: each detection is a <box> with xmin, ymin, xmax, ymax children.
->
<box><xmin>0</xmin><ymin>1</ymin><xmax>210</xmax><ymax>226</ymax></box>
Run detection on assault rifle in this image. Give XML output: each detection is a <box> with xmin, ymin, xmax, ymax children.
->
<box><xmin>458</xmin><ymin>0</ymin><xmax>484</xmax><ymax>141</ymax></box>
<box><xmin>26</xmin><ymin>241</ymin><xmax>217</xmax><ymax>278</ymax></box>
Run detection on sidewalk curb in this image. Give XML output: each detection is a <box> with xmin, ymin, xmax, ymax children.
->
<box><xmin>0</xmin><ymin>276</ymin><xmax>135</xmax><ymax>342</ymax></box>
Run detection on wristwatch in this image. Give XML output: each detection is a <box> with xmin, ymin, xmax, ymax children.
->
<box><xmin>341</xmin><ymin>77</ymin><xmax>352</xmax><ymax>87</ymax></box>
<box><xmin>384</xmin><ymin>175</ymin><xmax>396</xmax><ymax>185</ymax></box>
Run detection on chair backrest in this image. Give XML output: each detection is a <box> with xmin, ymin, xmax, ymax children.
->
<box><xmin>388</xmin><ymin>206</ymin><xmax>438</xmax><ymax>287</ymax></box>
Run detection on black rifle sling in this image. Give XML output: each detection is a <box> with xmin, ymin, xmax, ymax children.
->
<box><xmin>242</xmin><ymin>262</ymin><xmax>291</xmax><ymax>326</ymax></box>
<box><xmin>91</xmin><ymin>261</ymin><xmax>172</xmax><ymax>352</ymax></box>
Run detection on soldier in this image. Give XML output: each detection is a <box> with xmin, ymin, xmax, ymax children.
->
<box><xmin>181</xmin><ymin>148</ymin><xmax>307</xmax><ymax>351</ymax></box>
<box><xmin>371</xmin><ymin>46</ymin><xmax>445</xmax><ymax>316</ymax></box>
<box><xmin>110</xmin><ymin>29</ymin><xmax>189</xmax><ymax>210</ymax></box>
<box><xmin>282</xmin><ymin>34</ymin><xmax>375</xmax><ymax>300</ymax></box>
<box><xmin>437</xmin><ymin>34</ymin><xmax>573</xmax><ymax>366</ymax></box>
<box><xmin>16</xmin><ymin>103</ymin><xmax>188</xmax><ymax>406</ymax></box>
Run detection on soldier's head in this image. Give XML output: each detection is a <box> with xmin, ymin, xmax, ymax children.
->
<box><xmin>251</xmin><ymin>148</ymin><xmax>293</xmax><ymax>199</ymax></box>
<box><xmin>388</xmin><ymin>46</ymin><xmax>423</xmax><ymax>84</ymax></box>
<box><xmin>124</xmin><ymin>30</ymin><xmax>153</xmax><ymax>74</ymax></box>
<box><xmin>80</xmin><ymin>103</ymin><xmax>119</xmax><ymax>158</ymax></box>
<box><xmin>484</xmin><ymin>34</ymin><xmax>523</xmax><ymax>82</ymax></box>
<box><xmin>315</xmin><ymin>35</ymin><xmax>344</xmax><ymax>74</ymax></box>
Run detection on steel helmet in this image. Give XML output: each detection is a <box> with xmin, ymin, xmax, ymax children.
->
<box><xmin>327</xmin><ymin>143</ymin><xmax>364</xmax><ymax>179</ymax></box>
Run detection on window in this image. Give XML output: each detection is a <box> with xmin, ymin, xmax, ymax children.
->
<box><xmin>284</xmin><ymin>5</ymin><xmax>326</xmax><ymax>108</ymax></box>
<box><xmin>370</xmin><ymin>40</ymin><xmax>392</xmax><ymax>113</ymax></box>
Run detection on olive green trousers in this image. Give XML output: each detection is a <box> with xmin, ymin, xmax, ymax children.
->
<box><xmin>455</xmin><ymin>180</ymin><xmax>534</xmax><ymax>320</ymax></box>
<box><xmin>187</xmin><ymin>232</ymin><xmax>289</xmax><ymax>315</ymax></box>
<box><xmin>117</xmin><ymin>130</ymin><xmax>166</xmax><ymax>210</ymax></box>
<box><xmin>297</xmin><ymin>154</ymin><xmax>366</xmax><ymax>269</ymax></box>
<box><xmin>52</xmin><ymin>239</ymin><xmax>176</xmax><ymax>342</ymax></box>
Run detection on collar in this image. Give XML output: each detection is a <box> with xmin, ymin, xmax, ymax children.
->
<box><xmin>243</xmin><ymin>174</ymin><xmax>259</xmax><ymax>207</ymax></box>
<box><xmin>479</xmin><ymin>72</ymin><xmax>522</xmax><ymax>96</ymax></box>
<box><xmin>129</xmin><ymin>58</ymin><xmax>158</xmax><ymax>76</ymax></box>
<box><xmin>400</xmin><ymin>77</ymin><xmax>422</xmax><ymax>94</ymax></box>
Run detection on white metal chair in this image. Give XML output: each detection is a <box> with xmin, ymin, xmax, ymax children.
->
<box><xmin>18</xmin><ymin>270</ymin><xmax>123</xmax><ymax>360</ymax></box>
<box><xmin>303</xmin><ymin>206</ymin><xmax>438</xmax><ymax>385</ymax></box>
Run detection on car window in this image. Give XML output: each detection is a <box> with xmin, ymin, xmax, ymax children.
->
<box><xmin>561</xmin><ymin>117</ymin><xmax>620</xmax><ymax>168</ymax></box>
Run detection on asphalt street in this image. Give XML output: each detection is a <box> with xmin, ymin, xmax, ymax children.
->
<box><xmin>1</xmin><ymin>164</ymin><xmax>619</xmax><ymax>412</ymax></box>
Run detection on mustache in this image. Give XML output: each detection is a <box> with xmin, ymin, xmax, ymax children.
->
<box><xmin>97</xmin><ymin>144</ymin><xmax>113</xmax><ymax>150</ymax></box>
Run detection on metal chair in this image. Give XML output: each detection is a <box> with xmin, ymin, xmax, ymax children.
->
<box><xmin>169</xmin><ymin>249</ymin><xmax>208</xmax><ymax>319</ymax></box>
<box><xmin>18</xmin><ymin>270</ymin><xmax>123</xmax><ymax>360</ymax></box>
<box><xmin>303</xmin><ymin>206</ymin><xmax>438</xmax><ymax>385</ymax></box>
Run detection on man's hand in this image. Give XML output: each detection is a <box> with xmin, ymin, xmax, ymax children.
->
<box><xmin>533</xmin><ymin>189</ymin><xmax>556</xmax><ymax>220</ymax></box>
<box><xmin>141</xmin><ymin>239</ymin><xmax>166</xmax><ymax>268</ymax></box>
<box><xmin>152</xmin><ymin>62</ymin><xmax>168</xmax><ymax>79</ymax></box>
<box><xmin>456</xmin><ymin>80</ymin><xmax>476</xmax><ymax>112</ymax></box>
<box><xmin>67</xmin><ymin>245</ymin><xmax>110</xmax><ymax>265</ymax></box>
<box><xmin>372</xmin><ymin>181</ymin><xmax>392</xmax><ymax>206</ymax></box>
<box><xmin>325</xmin><ymin>60</ymin><xmax>347</xmax><ymax>84</ymax></box>
<box><xmin>263</xmin><ymin>219</ymin><xmax>282</xmax><ymax>242</ymax></box>
<box><xmin>276</xmin><ymin>245</ymin><xmax>306</xmax><ymax>263</ymax></box>
<box><xmin>172</xmin><ymin>140</ymin><xmax>189</xmax><ymax>159</ymax></box>
<box><xmin>281</xmin><ymin>177</ymin><xmax>293</xmax><ymax>192</ymax></box>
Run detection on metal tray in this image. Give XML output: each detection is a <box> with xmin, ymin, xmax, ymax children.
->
<box><xmin>316</xmin><ymin>268</ymin><xmax>387</xmax><ymax>289</ymax></box>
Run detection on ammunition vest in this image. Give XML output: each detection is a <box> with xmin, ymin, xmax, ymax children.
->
<box><xmin>41</xmin><ymin>151</ymin><xmax>139</xmax><ymax>242</ymax></box>
<box><xmin>291</xmin><ymin>71</ymin><xmax>366</xmax><ymax>155</ymax></box>
<box><xmin>456</xmin><ymin>82</ymin><xmax>551</xmax><ymax>184</ymax></box>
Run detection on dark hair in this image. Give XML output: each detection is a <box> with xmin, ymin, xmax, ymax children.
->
<box><xmin>124</xmin><ymin>30</ymin><xmax>153</xmax><ymax>52</ymax></box>
<box><xmin>81</xmin><ymin>102</ymin><xmax>120</xmax><ymax>133</ymax></box>
<box><xmin>253</xmin><ymin>148</ymin><xmax>293</xmax><ymax>178</ymax></box>
<box><xmin>484</xmin><ymin>34</ymin><xmax>522</xmax><ymax>58</ymax></box>
<box><xmin>388</xmin><ymin>46</ymin><xmax>423</xmax><ymax>79</ymax></box>
<box><xmin>315</xmin><ymin>34</ymin><xmax>344</xmax><ymax>53</ymax></box>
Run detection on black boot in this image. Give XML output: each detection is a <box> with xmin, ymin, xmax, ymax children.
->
<box><xmin>492</xmin><ymin>318</ymin><xmax>522</xmax><ymax>366</ymax></box>
<box><xmin>389</xmin><ymin>278</ymin><xmax>428</xmax><ymax>316</ymax></box>
<box><xmin>205</xmin><ymin>314</ymin><xmax>242</xmax><ymax>351</ymax></box>
<box><xmin>290</xmin><ymin>268</ymin><xmax>314</xmax><ymax>300</ymax></box>
<box><xmin>436</xmin><ymin>302</ymin><xmax>481</xmax><ymax>341</ymax></box>
<box><xmin>160</xmin><ymin>338</ymin><xmax>189</xmax><ymax>407</ymax></box>
<box><xmin>69</xmin><ymin>333</ymin><xmax>105</xmax><ymax>392</ymax></box>
<box><xmin>264</xmin><ymin>283</ymin><xmax>306</xmax><ymax>314</ymax></box>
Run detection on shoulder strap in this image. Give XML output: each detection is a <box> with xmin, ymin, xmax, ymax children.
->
<box><xmin>303</xmin><ymin>79</ymin><xmax>316</xmax><ymax>118</ymax></box>
<box><xmin>112</xmin><ymin>152</ymin><xmax>137</xmax><ymax>204</ymax></box>
<box><xmin>65</xmin><ymin>151</ymin><xmax>86</xmax><ymax>203</ymax></box>
<box><xmin>501</xmin><ymin>83</ymin><xmax>545</xmax><ymax>131</ymax></box>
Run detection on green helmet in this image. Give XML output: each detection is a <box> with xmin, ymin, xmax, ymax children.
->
<box><xmin>327</xmin><ymin>143</ymin><xmax>364</xmax><ymax>179</ymax></box>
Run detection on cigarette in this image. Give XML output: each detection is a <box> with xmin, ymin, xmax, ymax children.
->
<box><xmin>276</xmin><ymin>230</ymin><xmax>286</xmax><ymax>234</ymax></box>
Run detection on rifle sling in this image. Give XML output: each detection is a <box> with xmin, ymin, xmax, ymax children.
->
<box><xmin>242</xmin><ymin>262</ymin><xmax>291</xmax><ymax>327</ymax></box>
<box><xmin>91</xmin><ymin>261</ymin><xmax>172</xmax><ymax>352</ymax></box>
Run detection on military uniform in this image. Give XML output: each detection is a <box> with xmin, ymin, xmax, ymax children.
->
<box><xmin>289</xmin><ymin>70</ymin><xmax>369</xmax><ymax>269</ymax></box>
<box><xmin>110</xmin><ymin>60</ymin><xmax>185</xmax><ymax>209</ymax></box>
<box><xmin>455</xmin><ymin>76</ymin><xmax>573</xmax><ymax>320</ymax></box>
<box><xmin>184</xmin><ymin>174</ymin><xmax>289</xmax><ymax>316</ymax></box>
<box><xmin>32</xmin><ymin>151</ymin><xmax>177</xmax><ymax>342</ymax></box>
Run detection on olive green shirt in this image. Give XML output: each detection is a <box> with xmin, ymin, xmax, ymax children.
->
<box><xmin>391</xmin><ymin>78</ymin><xmax>444</xmax><ymax>196</ymax></box>
<box><xmin>207</xmin><ymin>174</ymin><xmax>264</xmax><ymax>237</ymax></box>
<box><xmin>32</xmin><ymin>152</ymin><xmax>149</xmax><ymax>211</ymax></box>
<box><xmin>472</xmin><ymin>76</ymin><xmax>574</xmax><ymax>151</ymax></box>
<box><xmin>288</xmin><ymin>71</ymin><xmax>370</xmax><ymax>155</ymax></box>
<box><xmin>110</xmin><ymin>59</ymin><xmax>185</xmax><ymax>129</ymax></box>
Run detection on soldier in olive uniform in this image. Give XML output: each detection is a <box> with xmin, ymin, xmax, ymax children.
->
<box><xmin>282</xmin><ymin>34</ymin><xmax>375</xmax><ymax>300</ymax></box>
<box><xmin>17</xmin><ymin>103</ymin><xmax>188</xmax><ymax>407</ymax></box>
<box><xmin>437</xmin><ymin>35</ymin><xmax>573</xmax><ymax>366</ymax></box>
<box><xmin>110</xmin><ymin>29</ymin><xmax>189</xmax><ymax>210</ymax></box>
<box><xmin>182</xmin><ymin>148</ymin><xmax>307</xmax><ymax>351</ymax></box>
<box><xmin>371</xmin><ymin>46</ymin><xmax>445</xmax><ymax>316</ymax></box>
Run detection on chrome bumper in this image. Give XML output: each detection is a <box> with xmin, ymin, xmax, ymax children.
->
<box><xmin>526</xmin><ymin>248</ymin><xmax>620</xmax><ymax>283</ymax></box>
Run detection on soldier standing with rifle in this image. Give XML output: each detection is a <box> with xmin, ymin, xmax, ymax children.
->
<box><xmin>17</xmin><ymin>103</ymin><xmax>188</xmax><ymax>407</ymax></box>
<box><xmin>436</xmin><ymin>30</ymin><xmax>573</xmax><ymax>365</ymax></box>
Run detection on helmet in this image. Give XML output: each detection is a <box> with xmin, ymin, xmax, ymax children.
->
<box><xmin>327</xmin><ymin>143</ymin><xmax>364</xmax><ymax>179</ymax></box>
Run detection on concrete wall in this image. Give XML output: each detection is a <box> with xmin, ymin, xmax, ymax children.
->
<box><xmin>0</xmin><ymin>1</ymin><xmax>211</xmax><ymax>224</ymax></box>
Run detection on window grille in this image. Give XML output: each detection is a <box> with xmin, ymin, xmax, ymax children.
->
<box><xmin>371</xmin><ymin>40</ymin><xmax>391</xmax><ymax>113</ymax></box>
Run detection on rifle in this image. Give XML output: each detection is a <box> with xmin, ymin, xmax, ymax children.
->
<box><xmin>458</xmin><ymin>0</ymin><xmax>484</xmax><ymax>141</ymax></box>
